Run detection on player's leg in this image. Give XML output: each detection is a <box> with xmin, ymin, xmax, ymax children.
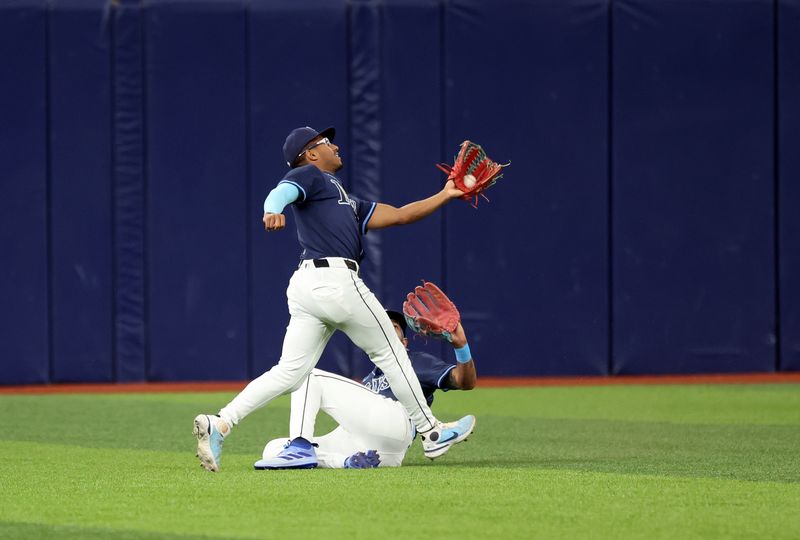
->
<box><xmin>259</xmin><ymin>369</ymin><xmax>412</xmax><ymax>468</ymax></box>
<box><xmin>260</xmin><ymin>427</ymin><xmax>376</xmax><ymax>469</ymax></box>
<box><xmin>287</xmin><ymin>370</ymin><xmax>324</xmax><ymax>441</ymax></box>
<box><xmin>336</xmin><ymin>274</ymin><xmax>437</xmax><ymax>432</ymax></box>
<box><xmin>250</xmin><ymin>370</ymin><xmax>329</xmax><ymax>469</ymax></box>
<box><xmin>328</xmin><ymin>399</ymin><xmax>411</xmax><ymax>468</ymax></box>
<box><xmin>308</xmin><ymin>370</ymin><xmax>413</xmax><ymax>453</ymax></box>
<box><xmin>300</xmin><ymin>369</ymin><xmax>413</xmax><ymax>466</ymax></box>
<box><xmin>337</xmin><ymin>274</ymin><xmax>476</xmax><ymax>459</ymax></box>
<box><xmin>289</xmin><ymin>368</ymin><xmax>384</xmax><ymax>440</ymax></box>
<box><xmin>307</xmin><ymin>425</ymin><xmax>407</xmax><ymax>469</ymax></box>
<box><xmin>194</xmin><ymin>287</ymin><xmax>334</xmax><ymax>472</ymax></box>
<box><xmin>309</xmin><ymin>427</ymin><xmax>362</xmax><ymax>468</ymax></box>
<box><xmin>259</xmin><ymin>428</ymin><xmax>379</xmax><ymax>469</ymax></box>
<box><xmin>218</xmin><ymin>311</ymin><xmax>334</xmax><ymax>427</ymax></box>
<box><xmin>290</xmin><ymin>369</ymin><xmax>414</xmax><ymax>466</ymax></box>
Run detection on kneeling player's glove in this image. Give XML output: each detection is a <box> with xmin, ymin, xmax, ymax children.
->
<box><xmin>436</xmin><ymin>140</ymin><xmax>509</xmax><ymax>208</ymax></box>
<box><xmin>402</xmin><ymin>281</ymin><xmax>460</xmax><ymax>342</ymax></box>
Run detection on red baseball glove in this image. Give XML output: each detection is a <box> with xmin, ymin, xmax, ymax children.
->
<box><xmin>436</xmin><ymin>140</ymin><xmax>509</xmax><ymax>208</ymax></box>
<box><xmin>402</xmin><ymin>281</ymin><xmax>460</xmax><ymax>342</ymax></box>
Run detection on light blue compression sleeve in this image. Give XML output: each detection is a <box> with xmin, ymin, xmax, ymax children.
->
<box><xmin>263</xmin><ymin>182</ymin><xmax>301</xmax><ymax>214</ymax></box>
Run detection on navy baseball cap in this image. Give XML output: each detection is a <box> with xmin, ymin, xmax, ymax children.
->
<box><xmin>386</xmin><ymin>310</ymin><xmax>408</xmax><ymax>336</ymax></box>
<box><xmin>282</xmin><ymin>126</ymin><xmax>336</xmax><ymax>167</ymax></box>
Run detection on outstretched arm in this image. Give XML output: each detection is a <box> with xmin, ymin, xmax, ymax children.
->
<box><xmin>366</xmin><ymin>180</ymin><xmax>462</xmax><ymax>230</ymax></box>
<box><xmin>444</xmin><ymin>323</ymin><xmax>477</xmax><ymax>390</ymax></box>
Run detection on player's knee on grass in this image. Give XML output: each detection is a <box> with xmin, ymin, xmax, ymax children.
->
<box><xmin>263</xmin><ymin>437</ymin><xmax>290</xmax><ymax>459</ymax></box>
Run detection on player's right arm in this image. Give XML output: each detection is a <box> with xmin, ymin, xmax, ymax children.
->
<box><xmin>366</xmin><ymin>180</ymin><xmax>462</xmax><ymax>230</ymax></box>
<box><xmin>262</xmin><ymin>182</ymin><xmax>302</xmax><ymax>231</ymax></box>
<box><xmin>444</xmin><ymin>323</ymin><xmax>477</xmax><ymax>390</ymax></box>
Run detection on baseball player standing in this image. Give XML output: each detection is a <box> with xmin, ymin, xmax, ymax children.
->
<box><xmin>193</xmin><ymin>126</ymin><xmax>473</xmax><ymax>471</ymax></box>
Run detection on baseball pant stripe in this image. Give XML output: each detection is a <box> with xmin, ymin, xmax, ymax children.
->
<box><xmin>298</xmin><ymin>374</ymin><xmax>313</xmax><ymax>438</ymax></box>
<box><xmin>348</xmin><ymin>272</ymin><xmax>435</xmax><ymax>431</ymax></box>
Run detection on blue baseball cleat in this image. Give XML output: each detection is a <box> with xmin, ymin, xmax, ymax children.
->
<box><xmin>253</xmin><ymin>437</ymin><xmax>318</xmax><ymax>470</ymax></box>
<box><xmin>344</xmin><ymin>450</ymin><xmax>381</xmax><ymax>469</ymax></box>
<box><xmin>193</xmin><ymin>414</ymin><xmax>228</xmax><ymax>472</ymax></box>
<box><xmin>420</xmin><ymin>415</ymin><xmax>476</xmax><ymax>459</ymax></box>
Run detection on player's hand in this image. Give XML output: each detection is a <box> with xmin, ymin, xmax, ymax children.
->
<box><xmin>263</xmin><ymin>212</ymin><xmax>286</xmax><ymax>232</ymax></box>
<box><xmin>450</xmin><ymin>322</ymin><xmax>468</xmax><ymax>348</ymax></box>
<box><xmin>442</xmin><ymin>180</ymin><xmax>463</xmax><ymax>200</ymax></box>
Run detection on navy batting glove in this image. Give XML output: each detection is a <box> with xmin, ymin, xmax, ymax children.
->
<box><xmin>344</xmin><ymin>450</ymin><xmax>381</xmax><ymax>469</ymax></box>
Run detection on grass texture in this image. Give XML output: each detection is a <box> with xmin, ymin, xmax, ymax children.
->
<box><xmin>2</xmin><ymin>384</ymin><xmax>799</xmax><ymax>539</ymax></box>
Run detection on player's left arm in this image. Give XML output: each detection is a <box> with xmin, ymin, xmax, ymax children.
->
<box><xmin>443</xmin><ymin>322</ymin><xmax>477</xmax><ymax>390</ymax></box>
<box><xmin>366</xmin><ymin>180</ymin><xmax>462</xmax><ymax>230</ymax></box>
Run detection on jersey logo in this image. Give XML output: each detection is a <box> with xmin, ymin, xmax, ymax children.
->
<box><xmin>363</xmin><ymin>375</ymin><xmax>391</xmax><ymax>394</ymax></box>
<box><xmin>328</xmin><ymin>177</ymin><xmax>358</xmax><ymax>216</ymax></box>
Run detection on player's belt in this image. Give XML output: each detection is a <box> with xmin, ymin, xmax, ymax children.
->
<box><xmin>304</xmin><ymin>258</ymin><xmax>359</xmax><ymax>272</ymax></box>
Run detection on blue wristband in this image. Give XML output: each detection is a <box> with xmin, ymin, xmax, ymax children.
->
<box><xmin>454</xmin><ymin>343</ymin><xmax>472</xmax><ymax>364</ymax></box>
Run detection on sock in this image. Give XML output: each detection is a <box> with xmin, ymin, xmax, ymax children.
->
<box><xmin>214</xmin><ymin>415</ymin><xmax>231</xmax><ymax>436</ymax></box>
<box><xmin>290</xmin><ymin>437</ymin><xmax>314</xmax><ymax>449</ymax></box>
<box><xmin>419</xmin><ymin>423</ymin><xmax>441</xmax><ymax>438</ymax></box>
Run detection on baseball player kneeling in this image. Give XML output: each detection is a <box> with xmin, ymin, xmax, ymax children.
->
<box><xmin>255</xmin><ymin>307</ymin><xmax>477</xmax><ymax>469</ymax></box>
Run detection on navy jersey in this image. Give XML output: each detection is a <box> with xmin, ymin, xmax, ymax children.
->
<box><xmin>278</xmin><ymin>165</ymin><xmax>377</xmax><ymax>262</ymax></box>
<box><xmin>362</xmin><ymin>351</ymin><xmax>456</xmax><ymax>407</ymax></box>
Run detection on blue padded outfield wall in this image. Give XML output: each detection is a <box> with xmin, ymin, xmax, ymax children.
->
<box><xmin>612</xmin><ymin>0</ymin><xmax>775</xmax><ymax>374</ymax></box>
<box><xmin>49</xmin><ymin>0</ymin><xmax>114</xmax><ymax>383</ymax></box>
<box><xmin>144</xmin><ymin>0</ymin><xmax>249</xmax><ymax>381</ymax></box>
<box><xmin>780</xmin><ymin>0</ymin><xmax>800</xmax><ymax>370</ymax></box>
<box><xmin>0</xmin><ymin>0</ymin><xmax>49</xmax><ymax>384</ymax></box>
<box><xmin>0</xmin><ymin>0</ymin><xmax>797</xmax><ymax>384</ymax></box>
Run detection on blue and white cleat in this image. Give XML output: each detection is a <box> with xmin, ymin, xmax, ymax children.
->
<box><xmin>253</xmin><ymin>437</ymin><xmax>318</xmax><ymax>470</ymax></box>
<box><xmin>344</xmin><ymin>450</ymin><xmax>381</xmax><ymax>469</ymax></box>
<box><xmin>193</xmin><ymin>414</ymin><xmax>228</xmax><ymax>472</ymax></box>
<box><xmin>420</xmin><ymin>415</ymin><xmax>476</xmax><ymax>460</ymax></box>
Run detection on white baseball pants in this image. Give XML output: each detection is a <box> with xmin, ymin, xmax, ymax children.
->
<box><xmin>219</xmin><ymin>258</ymin><xmax>437</xmax><ymax>433</ymax></box>
<box><xmin>263</xmin><ymin>368</ymin><xmax>414</xmax><ymax>468</ymax></box>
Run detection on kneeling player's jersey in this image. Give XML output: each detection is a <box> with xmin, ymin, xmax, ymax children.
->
<box><xmin>362</xmin><ymin>351</ymin><xmax>456</xmax><ymax>406</ymax></box>
<box><xmin>278</xmin><ymin>164</ymin><xmax>377</xmax><ymax>262</ymax></box>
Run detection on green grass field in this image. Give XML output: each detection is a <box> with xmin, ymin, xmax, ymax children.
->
<box><xmin>2</xmin><ymin>384</ymin><xmax>799</xmax><ymax>539</ymax></box>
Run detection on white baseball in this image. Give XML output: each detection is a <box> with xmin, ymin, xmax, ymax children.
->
<box><xmin>463</xmin><ymin>174</ymin><xmax>476</xmax><ymax>189</ymax></box>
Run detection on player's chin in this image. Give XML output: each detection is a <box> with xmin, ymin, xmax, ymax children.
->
<box><xmin>333</xmin><ymin>160</ymin><xmax>344</xmax><ymax>172</ymax></box>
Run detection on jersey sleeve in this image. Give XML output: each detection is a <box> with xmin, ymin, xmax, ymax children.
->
<box><xmin>278</xmin><ymin>165</ymin><xmax>326</xmax><ymax>204</ymax></box>
<box><xmin>410</xmin><ymin>351</ymin><xmax>457</xmax><ymax>390</ymax></box>
<box><xmin>263</xmin><ymin>182</ymin><xmax>301</xmax><ymax>214</ymax></box>
<box><xmin>348</xmin><ymin>194</ymin><xmax>378</xmax><ymax>235</ymax></box>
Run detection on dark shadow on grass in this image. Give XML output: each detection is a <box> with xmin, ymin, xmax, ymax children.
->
<box><xmin>405</xmin><ymin>456</ymin><xmax>800</xmax><ymax>485</ymax></box>
<box><xmin>0</xmin><ymin>521</ymin><xmax>242</xmax><ymax>540</ymax></box>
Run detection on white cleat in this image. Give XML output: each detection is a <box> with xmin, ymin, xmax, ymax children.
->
<box><xmin>420</xmin><ymin>415</ymin><xmax>476</xmax><ymax>459</ymax></box>
<box><xmin>193</xmin><ymin>414</ymin><xmax>227</xmax><ymax>472</ymax></box>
